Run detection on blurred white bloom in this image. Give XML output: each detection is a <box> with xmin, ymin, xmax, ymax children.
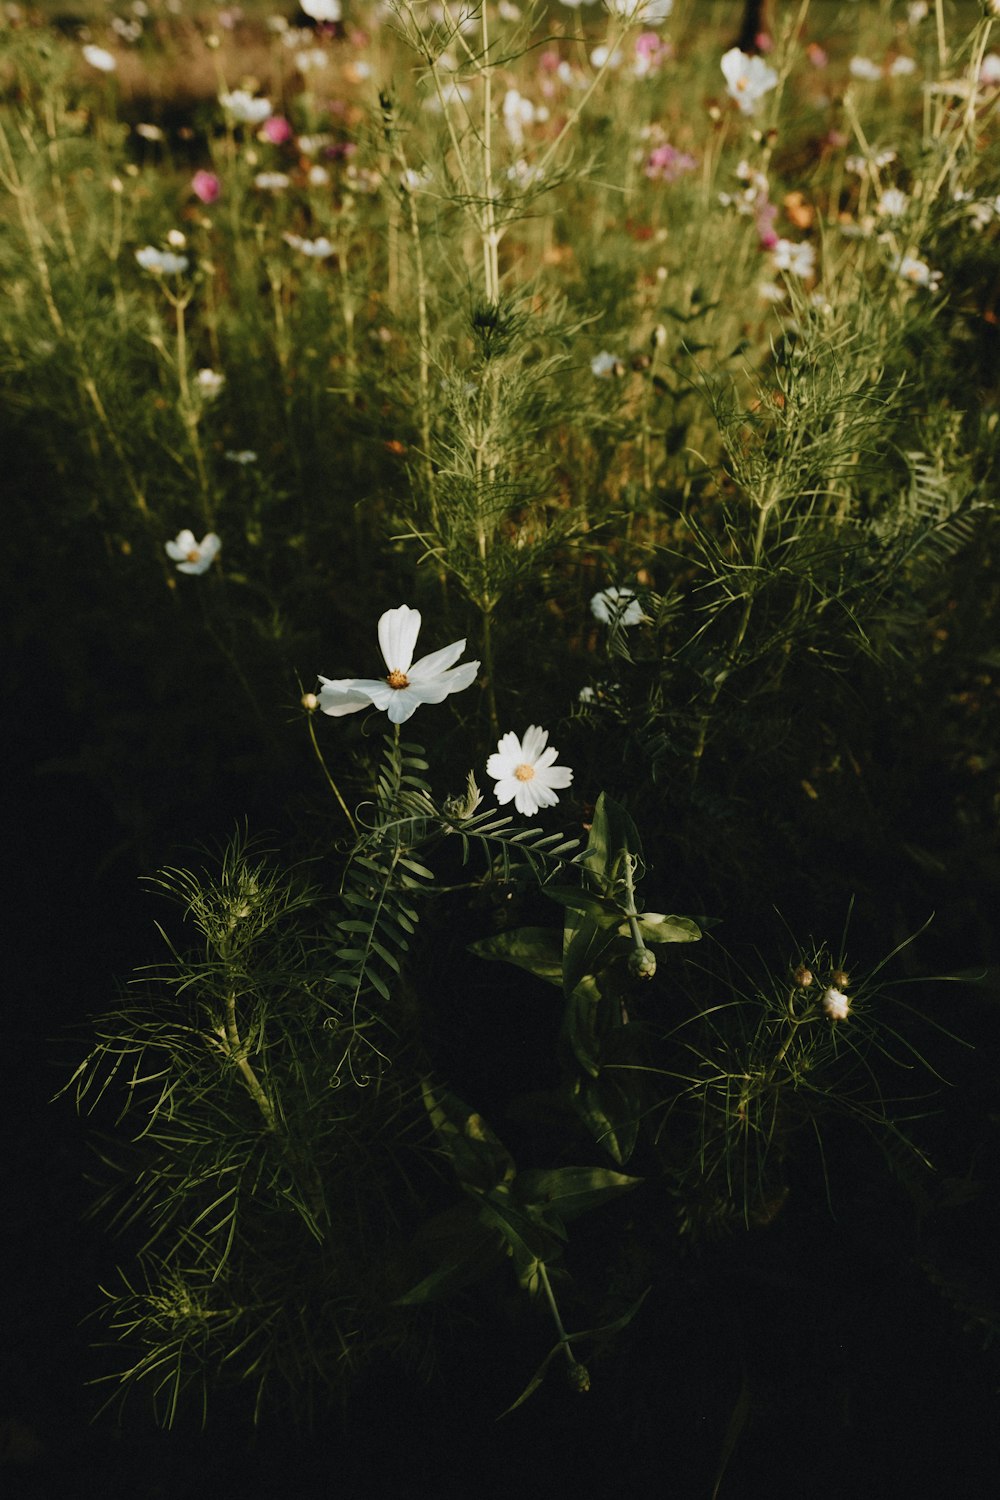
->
<box><xmin>979</xmin><ymin>53</ymin><xmax>1000</xmax><ymax>87</ymax></box>
<box><xmin>590</xmin><ymin>350</ymin><xmax>622</xmax><ymax>378</ymax></box>
<box><xmin>166</xmin><ymin>228</ymin><xmax>186</xmax><ymax>248</ymax></box>
<box><xmin>894</xmin><ymin>255</ymin><xmax>942</xmax><ymax>290</ymax></box>
<box><xmin>135</xmin><ymin>245</ymin><xmax>189</xmax><ymax>274</ymax></box>
<box><xmin>591</xmin><ymin>586</ymin><xmax>645</xmax><ymax>627</ymax></box>
<box><xmin>317</xmin><ymin>605</ymin><xmax>479</xmax><ymax>725</ymax></box>
<box><xmin>609</xmin><ymin>0</ymin><xmax>672</xmax><ymax>17</ymax></box>
<box><xmin>849</xmin><ymin>56</ymin><xmax>882</xmax><ymax>82</ymax></box>
<box><xmin>578</xmin><ymin>685</ymin><xmax>597</xmax><ymax>704</ymax></box>
<box><xmin>301</xmin><ymin>0</ymin><xmax>341</xmax><ymax>18</ymax></box>
<box><xmin>308</xmin><ymin>164</ymin><xmax>330</xmax><ymax>187</ymax></box>
<box><xmin>296</xmin><ymin>48</ymin><xmax>328</xmax><ymax>72</ymax></box>
<box><xmin>773</xmin><ymin>238</ymin><xmax>815</xmax><ymax>278</ymax></box>
<box><xmin>721</xmin><ymin>48</ymin><xmax>778</xmax><ymax>115</ymax></box>
<box><xmin>907</xmin><ymin>1</ymin><xmax>928</xmax><ymax>22</ymax></box>
<box><xmin>877</xmin><ymin>187</ymin><xmax>909</xmax><ymax>217</ymax></box>
<box><xmin>254</xmin><ymin>171</ymin><xmax>291</xmax><ymax>191</ymax></box>
<box><xmin>297</xmin><ymin>133</ymin><xmax>331</xmax><ymax>155</ymax></box>
<box><xmin>889</xmin><ymin>55</ymin><xmax>917</xmax><ymax>77</ymax></box>
<box><xmin>590</xmin><ymin>46</ymin><xmax>623</xmax><ymax>70</ymax></box>
<box><xmin>424</xmin><ymin>79</ymin><xmax>472</xmax><ymax>111</ymax></box>
<box><xmin>822</xmin><ymin>986</ymin><xmax>850</xmax><ymax>1021</ymax></box>
<box><xmin>498</xmin><ymin>0</ymin><xmax>521</xmax><ymax>17</ymax></box>
<box><xmin>135</xmin><ymin>122</ymin><xmax>164</xmax><ymax>141</ymax></box>
<box><xmin>487</xmin><ymin>726</ymin><xmax>573</xmax><ymax>816</ymax></box>
<box><xmin>968</xmin><ymin>196</ymin><xmax>1000</xmax><ymax>230</ymax></box>
<box><xmin>502</xmin><ymin>88</ymin><xmax>536</xmax><ymax>148</ymax></box>
<box><xmin>283</xmin><ymin>232</ymin><xmax>334</xmax><ymax>257</ymax></box>
<box><xmin>165</xmin><ymin>529</ymin><xmax>220</xmax><ymax>575</ymax></box>
<box><xmin>224</xmin><ymin>449</ymin><xmax>258</xmax><ymax>464</ymax></box>
<box><xmin>758</xmin><ymin>280</ymin><xmax>786</xmax><ymax>303</ymax></box>
<box><xmin>219</xmin><ymin>90</ymin><xmax>272</xmax><ymax>125</ymax></box>
<box><xmin>196</xmin><ymin>367</ymin><xmax>224</xmax><ymax>397</ymax></box>
<box><xmin>82</xmin><ymin>44</ymin><xmax>117</xmax><ymax>72</ymax></box>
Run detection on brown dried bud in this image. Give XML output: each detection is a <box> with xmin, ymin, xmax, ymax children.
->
<box><xmin>832</xmin><ymin>969</ymin><xmax>850</xmax><ymax>990</ymax></box>
<box><xmin>792</xmin><ymin>965</ymin><xmax>814</xmax><ymax>988</ymax></box>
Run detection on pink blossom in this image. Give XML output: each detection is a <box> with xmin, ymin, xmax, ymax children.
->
<box><xmin>260</xmin><ymin>115</ymin><xmax>293</xmax><ymax>145</ymax></box>
<box><xmin>645</xmin><ymin>144</ymin><xmax>697</xmax><ymax>182</ymax></box>
<box><xmin>755</xmin><ymin>198</ymin><xmax>778</xmax><ymax>249</ymax></box>
<box><xmin>191</xmin><ymin>170</ymin><xmax>221</xmax><ymax>204</ymax></box>
<box><xmin>807</xmin><ymin>42</ymin><xmax>828</xmax><ymax>68</ymax></box>
<box><xmin>635</xmin><ymin>32</ymin><xmax>662</xmax><ymax>61</ymax></box>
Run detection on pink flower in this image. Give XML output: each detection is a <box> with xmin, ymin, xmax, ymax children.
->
<box><xmin>755</xmin><ymin>198</ymin><xmax>778</xmax><ymax>249</ymax></box>
<box><xmin>191</xmin><ymin>170</ymin><xmax>221</xmax><ymax>204</ymax></box>
<box><xmin>635</xmin><ymin>32</ymin><xmax>662</xmax><ymax>61</ymax></box>
<box><xmin>645</xmin><ymin>144</ymin><xmax>697</xmax><ymax>182</ymax></box>
<box><xmin>260</xmin><ymin>115</ymin><xmax>293</xmax><ymax>145</ymax></box>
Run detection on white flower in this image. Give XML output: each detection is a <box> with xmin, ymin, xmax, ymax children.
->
<box><xmin>907</xmin><ymin>1</ymin><xmax>928</xmax><ymax>23</ymax></box>
<box><xmin>590</xmin><ymin>350</ymin><xmax>622</xmax><ymax>378</ymax></box>
<box><xmin>889</xmin><ymin>55</ymin><xmax>917</xmax><ymax>78</ymax></box>
<box><xmin>849</xmin><ymin>56</ymin><xmax>882</xmax><ymax>82</ymax></box>
<box><xmin>502</xmin><ymin>88</ymin><xmax>536</xmax><ymax>148</ymax></box>
<box><xmin>82</xmin><ymin>44</ymin><xmax>117</xmax><ymax>72</ymax></box>
<box><xmin>609</xmin><ymin>0</ymin><xmax>672</xmax><ymax>18</ymax></box>
<box><xmin>308</xmin><ymin>165</ymin><xmax>330</xmax><ymax>187</ymax></box>
<box><xmin>773</xmin><ymin>238</ymin><xmax>816</xmax><ymax>278</ymax></box>
<box><xmin>219</xmin><ymin>90</ymin><xmax>272</xmax><ymax>125</ymax></box>
<box><xmin>590</xmin><ymin>46</ymin><xmax>623</xmax><ymax>70</ymax></box>
<box><xmin>822</xmin><ymin>986</ymin><xmax>850</xmax><ymax>1021</ymax></box>
<box><xmin>224</xmin><ymin>449</ymin><xmax>258</xmax><ymax>464</ymax></box>
<box><xmin>877</xmin><ymin>187</ymin><xmax>909</xmax><ymax>218</ymax></box>
<box><xmin>254</xmin><ymin>171</ymin><xmax>291</xmax><ymax>191</ymax></box>
<box><xmin>296</xmin><ymin>48</ymin><xmax>329</xmax><ymax>72</ymax></box>
<box><xmin>135</xmin><ymin>245</ymin><xmax>189</xmax><ymax>274</ymax></box>
<box><xmin>980</xmin><ymin>53</ymin><xmax>1000</xmax><ymax>87</ymax></box>
<box><xmin>721</xmin><ymin>48</ymin><xmax>778</xmax><ymax>116</ymax></box>
<box><xmin>165</xmin><ymin>529</ymin><xmax>220</xmax><ymax>575</ymax></box>
<box><xmin>317</xmin><ymin>605</ymin><xmax>479</xmax><ymax>725</ymax></box>
<box><xmin>578</xmin><ymin>685</ymin><xmax>597</xmax><ymax>704</ymax></box>
<box><xmin>590</xmin><ymin>586</ymin><xmax>645</xmax><ymax>627</ymax></box>
<box><xmin>301</xmin><ymin>0</ymin><xmax>341</xmax><ymax>18</ymax></box>
<box><xmin>894</xmin><ymin>254</ymin><xmax>942</xmax><ymax>290</ymax></box>
<box><xmin>758</xmin><ymin>280</ymin><xmax>787</xmax><ymax>303</ymax></box>
<box><xmin>283</xmin><ymin>233</ymin><xmax>334</xmax><ymax>258</ymax></box>
<box><xmin>486</xmin><ymin>726</ymin><xmax>573</xmax><ymax>816</ymax></box>
<box><xmin>196</xmin><ymin>367</ymin><xmax>225</xmax><ymax>397</ymax></box>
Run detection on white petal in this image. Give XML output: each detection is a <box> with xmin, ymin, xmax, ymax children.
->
<box><xmin>536</xmin><ymin>764</ymin><xmax>573</xmax><ymax>791</ymax></box>
<box><xmin>407</xmin><ymin>638</ymin><xmax>467</xmax><ymax>682</ymax></box>
<box><xmin>199</xmin><ymin>533</ymin><xmax>221</xmax><ymax>561</ymax></box>
<box><xmin>378</xmin><ymin>605</ymin><xmax>421</xmax><ymax>673</ymax></box>
<box><xmin>492</xmin><ymin>776</ymin><xmax>520</xmax><ymax>807</ymax></box>
<box><xmin>491</xmin><ymin>731</ymin><xmax>524</xmax><ymax>770</ymax></box>
<box><xmin>403</xmin><ymin>660</ymin><xmax>480</xmax><ymax>705</ymax></box>
<box><xmin>317</xmin><ymin>677</ymin><xmax>375</xmax><ymax>716</ymax></box>
<box><xmin>386</xmin><ymin>688</ymin><xmax>420</xmax><ymax>723</ymax></box>
<box><xmin>520</xmin><ymin>725</ymin><xmax>550</xmax><ymax>764</ymax></box>
<box><xmin>513</xmin><ymin>781</ymin><xmax>543</xmax><ymax>815</ymax></box>
<box><xmin>166</xmin><ymin>529</ymin><xmax>197</xmax><ymax>560</ymax></box>
<box><xmin>176</xmin><ymin>558</ymin><xmax>210</xmax><ymax>575</ymax></box>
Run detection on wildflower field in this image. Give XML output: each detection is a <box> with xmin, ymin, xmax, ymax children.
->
<box><xmin>4</xmin><ymin>0</ymin><xmax>1000</xmax><ymax>1493</ymax></box>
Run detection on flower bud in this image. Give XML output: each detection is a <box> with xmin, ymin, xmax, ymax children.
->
<box><xmin>301</xmin><ymin>692</ymin><xmax>319</xmax><ymax>711</ymax></box>
<box><xmin>831</xmin><ymin>969</ymin><xmax>849</xmax><ymax>990</ymax></box>
<box><xmin>567</xmin><ymin>1360</ymin><xmax>591</xmax><ymax>1393</ymax></box>
<box><xmin>628</xmin><ymin>947</ymin><xmax>657</xmax><ymax>981</ymax></box>
<box><xmin>792</xmin><ymin>964</ymin><xmax>813</xmax><ymax>988</ymax></box>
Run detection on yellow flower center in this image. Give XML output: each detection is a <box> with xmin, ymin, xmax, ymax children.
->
<box><xmin>186</xmin><ymin>549</ymin><xmax>201</xmax><ymax>563</ymax></box>
<box><xmin>514</xmin><ymin>763</ymin><xmax>535</xmax><ymax>782</ymax></box>
<box><xmin>386</xmin><ymin>670</ymin><xmax>409</xmax><ymax>689</ymax></box>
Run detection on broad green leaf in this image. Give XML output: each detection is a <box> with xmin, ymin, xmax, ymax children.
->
<box><xmin>581</xmin><ymin>793</ymin><xmax>643</xmax><ymax>887</ymax></box>
<box><xmin>562</xmin><ymin>973</ymin><xmax>605</xmax><ymax>1078</ymax></box>
<box><xmin>542</xmin><ymin>885</ymin><xmax>622</xmax><ymax>927</ymax></box>
<box><xmin>479</xmin><ymin>1188</ymin><xmax>565</xmax><ymax>1273</ymax></box>
<box><xmin>393</xmin><ymin>1203</ymin><xmax>505</xmax><ymax>1305</ymax></box>
<box><xmin>617</xmin><ymin>913</ymin><xmax>702</xmax><ymax>944</ymax></box>
<box><xmin>421</xmin><ymin>1080</ymin><xmax>516</xmax><ymax>1193</ymax></box>
<box><xmin>572</xmin><ymin>1075</ymin><xmax>640</xmax><ymax>1165</ymax></box>
<box><xmin>470</xmin><ymin>927</ymin><xmax>563</xmax><ymax>988</ymax></box>
<box><xmin>562</xmin><ymin>917</ymin><xmax>614</xmax><ymax>999</ymax></box>
<box><xmin>514</xmin><ymin>1166</ymin><xmax>642</xmax><ymax>1221</ymax></box>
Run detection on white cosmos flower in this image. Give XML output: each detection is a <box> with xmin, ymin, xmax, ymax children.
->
<box><xmin>773</xmin><ymin>238</ymin><xmax>816</xmax><ymax>278</ymax></box>
<box><xmin>135</xmin><ymin>245</ymin><xmax>189</xmax><ymax>274</ymax></box>
<box><xmin>219</xmin><ymin>90</ymin><xmax>272</xmax><ymax>125</ymax></box>
<box><xmin>849</xmin><ymin>56</ymin><xmax>883</xmax><ymax>82</ymax></box>
<box><xmin>165</xmin><ymin>529</ymin><xmax>221</xmax><ymax>574</ymax></box>
<box><xmin>894</xmin><ymin>254</ymin><xmax>942</xmax><ymax>290</ymax></box>
<box><xmin>590</xmin><ymin>350</ymin><xmax>622</xmax><ymax>378</ymax></box>
<box><xmin>317</xmin><ymin>605</ymin><xmax>479</xmax><ymax>725</ymax></box>
<box><xmin>301</xmin><ymin>0</ymin><xmax>341</xmax><ymax>19</ymax></box>
<box><xmin>196</xmin><ymin>367</ymin><xmax>225</xmax><ymax>397</ymax></box>
<box><xmin>721</xmin><ymin>48</ymin><xmax>778</xmax><ymax>116</ymax></box>
<box><xmin>487</xmin><ymin>726</ymin><xmax>573</xmax><ymax>816</ymax></box>
<box><xmin>822</xmin><ymin>986</ymin><xmax>850</xmax><ymax>1021</ymax></box>
<box><xmin>83</xmin><ymin>44</ymin><xmax>117</xmax><ymax>72</ymax></box>
<box><xmin>591</xmin><ymin>586</ymin><xmax>645</xmax><ymax>627</ymax></box>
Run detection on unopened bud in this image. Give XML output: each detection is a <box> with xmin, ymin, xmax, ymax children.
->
<box><xmin>628</xmin><ymin>947</ymin><xmax>657</xmax><ymax>981</ymax></box>
<box><xmin>301</xmin><ymin>692</ymin><xmax>319</xmax><ymax>711</ymax></box>
<box><xmin>651</xmin><ymin>323</ymin><xmax>667</xmax><ymax>349</ymax></box>
<box><xmin>567</xmin><ymin>1360</ymin><xmax>591</xmax><ymax>1393</ymax></box>
<box><xmin>793</xmin><ymin>964</ymin><xmax>813</xmax><ymax>988</ymax></box>
<box><xmin>831</xmin><ymin>969</ymin><xmax>849</xmax><ymax>990</ymax></box>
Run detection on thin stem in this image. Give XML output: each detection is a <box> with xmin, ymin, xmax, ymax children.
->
<box><xmin>218</xmin><ymin>991</ymin><xmax>277</xmax><ymax>1131</ymax></box>
<box><xmin>307</xmin><ymin>712</ymin><xmax>359</xmax><ymax>837</ymax></box>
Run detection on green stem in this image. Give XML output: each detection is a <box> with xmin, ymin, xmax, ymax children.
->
<box><xmin>307</xmin><ymin>712</ymin><xmax>359</xmax><ymax>837</ymax></box>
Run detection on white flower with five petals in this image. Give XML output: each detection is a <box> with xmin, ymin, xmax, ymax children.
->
<box><xmin>165</xmin><ymin>529</ymin><xmax>221</xmax><ymax>574</ymax></box>
<box><xmin>721</xmin><ymin>48</ymin><xmax>778</xmax><ymax>116</ymax></box>
<box><xmin>487</xmin><ymin>726</ymin><xmax>573</xmax><ymax>816</ymax></box>
<box><xmin>317</xmin><ymin>605</ymin><xmax>479</xmax><ymax>724</ymax></box>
